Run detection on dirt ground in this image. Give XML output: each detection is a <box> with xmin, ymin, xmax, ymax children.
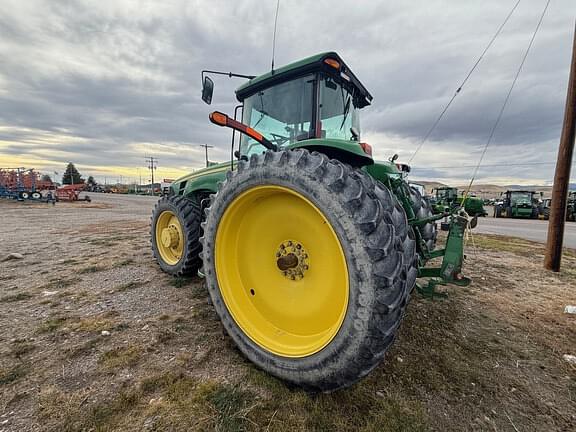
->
<box><xmin>1</xmin><ymin>194</ymin><xmax>575</xmax><ymax>432</ymax></box>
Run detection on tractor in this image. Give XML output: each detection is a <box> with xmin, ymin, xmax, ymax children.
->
<box><xmin>432</xmin><ymin>186</ymin><xmax>487</xmax><ymax>216</ymax></box>
<box><xmin>150</xmin><ymin>52</ymin><xmax>475</xmax><ymax>392</ymax></box>
<box><xmin>539</xmin><ymin>198</ymin><xmax>551</xmax><ymax>220</ymax></box>
<box><xmin>567</xmin><ymin>191</ymin><xmax>576</xmax><ymax>222</ymax></box>
<box><xmin>494</xmin><ymin>190</ymin><xmax>539</xmax><ymax>218</ymax></box>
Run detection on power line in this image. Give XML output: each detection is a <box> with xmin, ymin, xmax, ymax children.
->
<box><xmin>412</xmin><ymin>161</ymin><xmax>576</xmax><ymax>170</ymax></box>
<box><xmin>408</xmin><ymin>0</ymin><xmax>522</xmax><ymax>164</ymax></box>
<box><xmin>464</xmin><ymin>0</ymin><xmax>551</xmax><ymax>195</ymax></box>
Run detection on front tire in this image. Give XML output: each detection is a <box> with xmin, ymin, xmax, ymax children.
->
<box><xmin>151</xmin><ymin>195</ymin><xmax>202</xmax><ymax>276</ymax></box>
<box><xmin>201</xmin><ymin>150</ymin><xmax>416</xmax><ymax>392</ymax></box>
<box><xmin>407</xmin><ymin>185</ymin><xmax>437</xmax><ymax>253</ymax></box>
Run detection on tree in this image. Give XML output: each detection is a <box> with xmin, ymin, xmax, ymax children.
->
<box><xmin>86</xmin><ymin>176</ymin><xmax>96</xmax><ymax>186</ymax></box>
<box><xmin>62</xmin><ymin>163</ymin><xmax>84</xmax><ymax>185</ymax></box>
<box><xmin>41</xmin><ymin>174</ymin><xmax>52</xmax><ymax>182</ymax></box>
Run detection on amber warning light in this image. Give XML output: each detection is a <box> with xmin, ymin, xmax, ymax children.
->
<box><xmin>323</xmin><ymin>58</ymin><xmax>341</xmax><ymax>69</ymax></box>
<box><xmin>360</xmin><ymin>142</ymin><xmax>372</xmax><ymax>156</ymax></box>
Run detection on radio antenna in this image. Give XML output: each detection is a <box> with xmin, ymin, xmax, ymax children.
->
<box><xmin>271</xmin><ymin>0</ymin><xmax>281</xmax><ymax>72</ymax></box>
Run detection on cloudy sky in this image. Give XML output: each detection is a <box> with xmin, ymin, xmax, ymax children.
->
<box><xmin>0</xmin><ymin>0</ymin><xmax>574</xmax><ymax>185</ymax></box>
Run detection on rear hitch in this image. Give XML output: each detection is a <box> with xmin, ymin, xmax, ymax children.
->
<box><xmin>416</xmin><ymin>212</ymin><xmax>472</xmax><ymax>299</ymax></box>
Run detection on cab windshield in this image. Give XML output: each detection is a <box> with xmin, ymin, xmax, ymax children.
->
<box><xmin>240</xmin><ymin>75</ymin><xmax>314</xmax><ymax>156</ymax></box>
<box><xmin>240</xmin><ymin>73</ymin><xmax>361</xmax><ymax>156</ymax></box>
<box><xmin>510</xmin><ymin>192</ymin><xmax>532</xmax><ymax>204</ymax></box>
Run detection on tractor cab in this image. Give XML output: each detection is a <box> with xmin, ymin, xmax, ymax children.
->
<box><xmin>504</xmin><ymin>190</ymin><xmax>537</xmax><ymax>208</ymax></box>
<box><xmin>495</xmin><ymin>190</ymin><xmax>539</xmax><ymax>218</ymax></box>
<box><xmin>202</xmin><ymin>52</ymin><xmax>375</xmax><ymax>166</ymax></box>
<box><xmin>435</xmin><ymin>187</ymin><xmax>458</xmax><ymax>203</ymax></box>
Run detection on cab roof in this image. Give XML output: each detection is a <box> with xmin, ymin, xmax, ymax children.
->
<box><xmin>235</xmin><ymin>52</ymin><xmax>373</xmax><ymax>108</ymax></box>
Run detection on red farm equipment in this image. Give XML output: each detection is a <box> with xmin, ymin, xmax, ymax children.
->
<box><xmin>0</xmin><ymin>168</ymin><xmax>53</xmax><ymax>200</ymax></box>
<box><xmin>55</xmin><ymin>184</ymin><xmax>91</xmax><ymax>202</ymax></box>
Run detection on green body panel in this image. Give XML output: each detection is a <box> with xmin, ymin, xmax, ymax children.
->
<box><xmin>511</xmin><ymin>207</ymin><xmax>533</xmax><ymax>218</ymax></box>
<box><xmin>236</xmin><ymin>53</ymin><xmax>330</xmax><ymax>96</ymax></box>
<box><xmin>362</xmin><ymin>160</ymin><xmax>401</xmax><ymax>181</ymax></box>
<box><xmin>172</xmin><ymin>138</ymin><xmax>373</xmax><ymax>198</ymax></box>
<box><xmin>456</xmin><ymin>196</ymin><xmax>487</xmax><ymax>216</ymax></box>
<box><xmin>286</xmin><ymin>139</ymin><xmax>373</xmax><ymax>166</ymax></box>
<box><xmin>170</xmin><ymin>162</ymin><xmax>231</xmax><ymax>198</ymax></box>
<box><xmin>235</xmin><ymin>52</ymin><xmax>372</xmax><ymax>106</ymax></box>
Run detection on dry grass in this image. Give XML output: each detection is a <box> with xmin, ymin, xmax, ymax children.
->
<box><xmin>99</xmin><ymin>346</ymin><xmax>142</xmax><ymax>370</ymax></box>
<box><xmin>0</xmin><ymin>292</ymin><xmax>33</xmax><ymax>302</ymax></box>
<box><xmin>79</xmin><ymin>264</ymin><xmax>108</xmax><ymax>274</ymax></box>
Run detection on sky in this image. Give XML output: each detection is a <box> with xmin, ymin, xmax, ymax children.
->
<box><xmin>0</xmin><ymin>0</ymin><xmax>574</xmax><ymax>186</ymax></box>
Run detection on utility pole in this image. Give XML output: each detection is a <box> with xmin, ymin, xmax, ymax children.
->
<box><xmin>198</xmin><ymin>144</ymin><xmax>214</xmax><ymax>167</ymax></box>
<box><xmin>138</xmin><ymin>168</ymin><xmax>142</xmax><ymax>194</ymax></box>
<box><xmin>145</xmin><ymin>156</ymin><xmax>158</xmax><ymax>196</ymax></box>
<box><xmin>545</xmin><ymin>22</ymin><xmax>576</xmax><ymax>272</ymax></box>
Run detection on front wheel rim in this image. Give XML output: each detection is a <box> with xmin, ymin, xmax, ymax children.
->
<box><xmin>155</xmin><ymin>210</ymin><xmax>184</xmax><ymax>265</ymax></box>
<box><xmin>215</xmin><ymin>185</ymin><xmax>349</xmax><ymax>358</ymax></box>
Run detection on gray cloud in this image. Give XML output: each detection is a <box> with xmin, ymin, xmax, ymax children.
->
<box><xmin>0</xmin><ymin>0</ymin><xmax>574</xmax><ymax>185</ymax></box>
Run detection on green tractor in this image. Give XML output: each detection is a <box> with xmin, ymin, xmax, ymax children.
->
<box><xmin>539</xmin><ymin>198</ymin><xmax>551</xmax><ymax>220</ymax></box>
<box><xmin>494</xmin><ymin>190</ymin><xmax>539</xmax><ymax>218</ymax></box>
<box><xmin>150</xmin><ymin>52</ymin><xmax>474</xmax><ymax>392</ymax></box>
<box><xmin>567</xmin><ymin>191</ymin><xmax>576</xmax><ymax>222</ymax></box>
<box><xmin>431</xmin><ymin>186</ymin><xmax>487</xmax><ymax>217</ymax></box>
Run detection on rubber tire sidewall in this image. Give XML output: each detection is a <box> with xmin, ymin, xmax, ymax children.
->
<box><xmin>150</xmin><ymin>195</ymin><xmax>202</xmax><ymax>276</ymax></box>
<box><xmin>202</xmin><ymin>150</ymin><xmax>413</xmax><ymax>392</ymax></box>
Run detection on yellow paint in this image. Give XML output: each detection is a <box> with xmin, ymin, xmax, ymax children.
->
<box><xmin>215</xmin><ymin>185</ymin><xmax>349</xmax><ymax>357</ymax></box>
<box><xmin>155</xmin><ymin>210</ymin><xmax>184</xmax><ymax>265</ymax></box>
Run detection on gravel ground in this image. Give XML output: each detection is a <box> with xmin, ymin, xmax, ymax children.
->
<box><xmin>0</xmin><ymin>193</ymin><xmax>575</xmax><ymax>432</ymax></box>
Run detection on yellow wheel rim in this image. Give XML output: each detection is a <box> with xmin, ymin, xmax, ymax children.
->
<box><xmin>215</xmin><ymin>185</ymin><xmax>349</xmax><ymax>358</ymax></box>
<box><xmin>155</xmin><ymin>210</ymin><xmax>184</xmax><ymax>266</ymax></box>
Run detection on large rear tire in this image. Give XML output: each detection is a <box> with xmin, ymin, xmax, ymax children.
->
<box><xmin>151</xmin><ymin>195</ymin><xmax>202</xmax><ymax>276</ymax></box>
<box><xmin>201</xmin><ymin>149</ymin><xmax>417</xmax><ymax>392</ymax></box>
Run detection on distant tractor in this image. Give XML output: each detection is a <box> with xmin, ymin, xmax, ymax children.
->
<box><xmin>567</xmin><ymin>191</ymin><xmax>576</xmax><ymax>222</ymax></box>
<box><xmin>432</xmin><ymin>186</ymin><xmax>487</xmax><ymax>216</ymax></box>
<box><xmin>494</xmin><ymin>190</ymin><xmax>539</xmax><ymax>218</ymax></box>
<box><xmin>539</xmin><ymin>198</ymin><xmax>551</xmax><ymax>220</ymax></box>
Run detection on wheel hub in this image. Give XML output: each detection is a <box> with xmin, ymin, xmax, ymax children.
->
<box><xmin>276</xmin><ymin>240</ymin><xmax>309</xmax><ymax>280</ymax></box>
<box><xmin>161</xmin><ymin>225</ymin><xmax>180</xmax><ymax>248</ymax></box>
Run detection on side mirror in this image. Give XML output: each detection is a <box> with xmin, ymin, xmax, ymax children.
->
<box><xmin>202</xmin><ymin>76</ymin><xmax>214</xmax><ymax>105</ymax></box>
<box><xmin>469</xmin><ymin>215</ymin><xmax>478</xmax><ymax>229</ymax></box>
<box><xmin>350</xmin><ymin>127</ymin><xmax>360</xmax><ymax>141</ymax></box>
<box><xmin>390</xmin><ymin>154</ymin><xmax>399</xmax><ymax>162</ymax></box>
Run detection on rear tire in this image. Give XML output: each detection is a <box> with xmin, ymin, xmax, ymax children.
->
<box><xmin>201</xmin><ymin>149</ymin><xmax>416</xmax><ymax>392</ymax></box>
<box><xmin>407</xmin><ymin>185</ymin><xmax>437</xmax><ymax>253</ymax></box>
<box><xmin>151</xmin><ymin>195</ymin><xmax>202</xmax><ymax>276</ymax></box>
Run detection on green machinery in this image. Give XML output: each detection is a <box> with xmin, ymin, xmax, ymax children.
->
<box><xmin>539</xmin><ymin>198</ymin><xmax>551</xmax><ymax>220</ymax></box>
<box><xmin>567</xmin><ymin>191</ymin><xmax>576</xmax><ymax>222</ymax></box>
<box><xmin>431</xmin><ymin>186</ymin><xmax>487</xmax><ymax>216</ymax></box>
<box><xmin>494</xmin><ymin>190</ymin><xmax>539</xmax><ymax>219</ymax></box>
<box><xmin>150</xmin><ymin>52</ymin><xmax>475</xmax><ymax>392</ymax></box>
